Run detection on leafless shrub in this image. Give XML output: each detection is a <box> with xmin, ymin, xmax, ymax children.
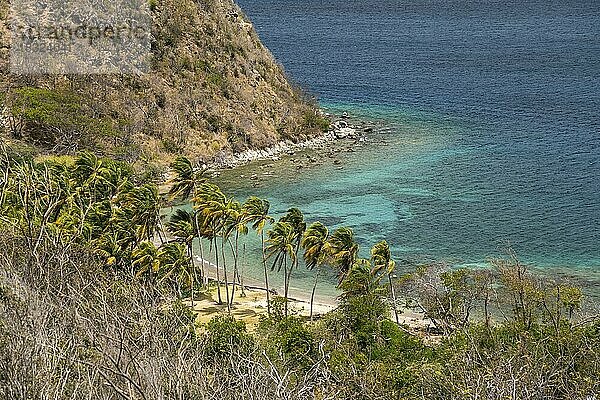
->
<box><xmin>0</xmin><ymin>229</ymin><xmax>339</xmax><ymax>399</ymax></box>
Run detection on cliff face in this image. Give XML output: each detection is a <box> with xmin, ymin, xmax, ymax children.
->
<box><xmin>0</xmin><ymin>0</ymin><xmax>327</xmax><ymax>165</ymax></box>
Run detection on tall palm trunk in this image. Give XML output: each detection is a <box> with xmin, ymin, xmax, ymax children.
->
<box><xmin>221</xmin><ymin>239</ymin><xmax>231</xmax><ymax>313</ymax></box>
<box><xmin>192</xmin><ymin>213</ymin><xmax>204</xmax><ymax>288</ymax></box>
<box><xmin>388</xmin><ymin>273</ymin><xmax>399</xmax><ymax>325</ymax></box>
<box><xmin>228</xmin><ymin>237</ymin><xmax>238</xmax><ymax>307</ymax></box>
<box><xmin>285</xmin><ymin>243</ymin><xmax>300</xmax><ymax>317</ymax></box>
<box><xmin>213</xmin><ymin>238</ymin><xmax>222</xmax><ymax>304</ymax></box>
<box><xmin>283</xmin><ymin>257</ymin><xmax>289</xmax><ymax>317</ymax></box>
<box><xmin>199</xmin><ymin>238</ymin><xmax>206</xmax><ymax>288</ymax></box>
<box><xmin>310</xmin><ymin>268</ymin><xmax>319</xmax><ymax>321</ymax></box>
<box><xmin>238</xmin><ymin>235</ymin><xmax>246</xmax><ymax>297</ymax></box>
<box><xmin>188</xmin><ymin>243</ymin><xmax>195</xmax><ymax>307</ymax></box>
<box><xmin>229</xmin><ymin>232</ymin><xmax>246</xmax><ymax>301</ymax></box>
<box><xmin>261</xmin><ymin>231</ymin><xmax>271</xmax><ymax>315</ymax></box>
<box><xmin>286</xmin><ymin>259</ymin><xmax>295</xmax><ymax>313</ymax></box>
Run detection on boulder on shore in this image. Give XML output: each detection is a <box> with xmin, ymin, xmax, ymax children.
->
<box><xmin>335</xmin><ymin>127</ymin><xmax>356</xmax><ymax>139</ymax></box>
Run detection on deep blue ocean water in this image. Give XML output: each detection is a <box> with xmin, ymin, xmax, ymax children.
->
<box><xmin>228</xmin><ymin>0</ymin><xmax>599</xmax><ymax>289</ymax></box>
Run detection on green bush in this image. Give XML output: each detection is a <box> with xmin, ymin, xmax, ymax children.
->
<box><xmin>8</xmin><ymin>87</ymin><xmax>117</xmax><ymax>147</ymax></box>
<box><xmin>267</xmin><ymin>296</ymin><xmax>289</xmax><ymax>321</ymax></box>
<box><xmin>203</xmin><ymin>315</ymin><xmax>253</xmax><ymax>360</ymax></box>
<box><xmin>259</xmin><ymin>314</ymin><xmax>315</xmax><ymax>371</ymax></box>
<box><xmin>339</xmin><ymin>294</ymin><xmax>389</xmax><ymax>353</ymax></box>
<box><xmin>302</xmin><ymin>111</ymin><xmax>330</xmax><ymax>132</ymax></box>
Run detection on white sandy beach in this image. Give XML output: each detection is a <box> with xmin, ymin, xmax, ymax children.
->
<box><xmin>188</xmin><ymin>255</ymin><xmax>434</xmax><ymax>334</ymax></box>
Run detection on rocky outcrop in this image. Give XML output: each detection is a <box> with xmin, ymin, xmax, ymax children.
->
<box><xmin>221</xmin><ymin>132</ymin><xmax>336</xmax><ymax>168</ymax></box>
<box><xmin>217</xmin><ymin>112</ymin><xmax>373</xmax><ymax>169</ymax></box>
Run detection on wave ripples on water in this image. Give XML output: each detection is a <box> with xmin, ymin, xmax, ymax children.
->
<box><xmin>234</xmin><ymin>0</ymin><xmax>599</xmax><ymax>286</ymax></box>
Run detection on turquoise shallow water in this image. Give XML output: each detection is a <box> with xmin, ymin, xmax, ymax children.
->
<box><xmin>212</xmin><ymin>108</ymin><xmax>599</xmax><ymax>296</ymax></box>
<box><xmin>210</xmin><ymin>0</ymin><xmax>600</xmax><ymax>293</ymax></box>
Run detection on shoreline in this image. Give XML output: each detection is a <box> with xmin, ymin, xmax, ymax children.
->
<box><xmin>193</xmin><ymin>255</ymin><xmax>338</xmax><ymax>309</ymax></box>
<box><xmin>161</xmin><ymin>112</ymin><xmax>436</xmax><ymax>333</ymax></box>
<box><xmin>212</xmin><ymin>112</ymin><xmax>376</xmax><ymax>171</ymax></box>
<box><xmin>189</xmin><ymin>254</ymin><xmax>435</xmax><ymax>335</ymax></box>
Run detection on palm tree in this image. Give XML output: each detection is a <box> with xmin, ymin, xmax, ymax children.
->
<box><xmin>325</xmin><ymin>227</ymin><xmax>359</xmax><ymax>285</ymax></box>
<box><xmin>198</xmin><ymin>213</ymin><xmax>223</xmax><ymax>304</ymax></box>
<box><xmin>92</xmin><ymin>230</ymin><xmax>130</xmax><ymax>270</ymax></box>
<box><xmin>121</xmin><ymin>184</ymin><xmax>161</xmax><ymax>243</ymax></box>
<box><xmin>192</xmin><ymin>210</ymin><xmax>212</xmax><ymax>287</ymax></box>
<box><xmin>280</xmin><ymin>207</ymin><xmax>306</xmax><ymax>296</ymax></box>
<box><xmin>158</xmin><ymin>242</ymin><xmax>192</xmax><ymax>298</ymax></box>
<box><xmin>73</xmin><ymin>152</ymin><xmax>129</xmax><ymax>202</ymax></box>
<box><xmin>167</xmin><ymin>156</ymin><xmax>207</xmax><ymax>201</ymax></box>
<box><xmin>166</xmin><ymin>209</ymin><xmax>195</xmax><ymax>246</ymax></box>
<box><xmin>166</xmin><ymin>208</ymin><xmax>198</xmax><ymax>305</ymax></box>
<box><xmin>266</xmin><ymin>220</ymin><xmax>297</xmax><ymax>317</ymax></box>
<box><xmin>102</xmin><ymin>159</ymin><xmax>134</xmax><ymax>198</ymax></box>
<box><xmin>243</xmin><ymin>196</ymin><xmax>274</xmax><ymax>314</ymax></box>
<box><xmin>371</xmin><ymin>240</ymin><xmax>399</xmax><ymax>325</ymax></box>
<box><xmin>339</xmin><ymin>258</ymin><xmax>386</xmax><ymax>300</ymax></box>
<box><xmin>215</xmin><ymin>199</ymin><xmax>235</xmax><ymax>312</ymax></box>
<box><xmin>106</xmin><ymin>199</ymin><xmax>139</xmax><ymax>258</ymax></box>
<box><xmin>167</xmin><ymin>155</ymin><xmax>211</xmax><ymax>280</ymax></box>
<box><xmin>281</xmin><ymin>208</ymin><xmax>306</xmax><ymax>240</ymax></box>
<box><xmin>167</xmin><ymin>156</ymin><xmax>194</xmax><ymax>201</ymax></box>
<box><xmin>301</xmin><ymin>221</ymin><xmax>329</xmax><ymax>320</ymax></box>
<box><xmin>72</xmin><ymin>152</ymin><xmax>108</xmax><ymax>192</ymax></box>
<box><xmin>194</xmin><ymin>183</ymin><xmax>230</xmax><ymax>309</ymax></box>
<box><xmin>132</xmin><ymin>241</ymin><xmax>161</xmax><ymax>280</ymax></box>
<box><xmin>223</xmin><ymin>200</ymin><xmax>248</xmax><ymax>306</ymax></box>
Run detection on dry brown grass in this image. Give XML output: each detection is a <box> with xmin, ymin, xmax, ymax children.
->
<box><xmin>0</xmin><ymin>0</ymin><xmax>322</xmax><ymax>168</ymax></box>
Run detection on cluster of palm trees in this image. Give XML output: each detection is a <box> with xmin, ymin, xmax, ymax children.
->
<box><xmin>159</xmin><ymin>156</ymin><xmax>271</xmax><ymax>311</ymax></box>
<box><xmin>156</xmin><ymin>156</ymin><xmax>401</xmax><ymax>319</ymax></box>
<box><xmin>300</xmin><ymin>223</ymin><xmax>399</xmax><ymax>321</ymax></box>
<box><xmin>163</xmin><ymin>156</ymin><xmax>402</xmax><ymax>319</ymax></box>
<box><xmin>1</xmin><ymin>148</ymin><xmax>162</xmax><ymax>270</ymax></box>
<box><xmin>0</xmin><ymin>144</ymin><xmax>401</xmax><ymax>320</ymax></box>
<box><xmin>0</xmin><ymin>148</ymin><xmax>197</xmax><ymax>303</ymax></box>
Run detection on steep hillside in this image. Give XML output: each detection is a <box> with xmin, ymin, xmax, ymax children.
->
<box><xmin>0</xmin><ymin>0</ymin><xmax>328</xmax><ymax>166</ymax></box>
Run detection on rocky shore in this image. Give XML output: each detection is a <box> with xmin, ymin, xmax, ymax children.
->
<box><xmin>216</xmin><ymin>112</ymin><xmax>376</xmax><ymax>170</ymax></box>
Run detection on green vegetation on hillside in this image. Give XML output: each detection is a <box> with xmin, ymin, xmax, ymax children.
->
<box><xmin>1</xmin><ymin>143</ymin><xmax>598</xmax><ymax>399</ymax></box>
